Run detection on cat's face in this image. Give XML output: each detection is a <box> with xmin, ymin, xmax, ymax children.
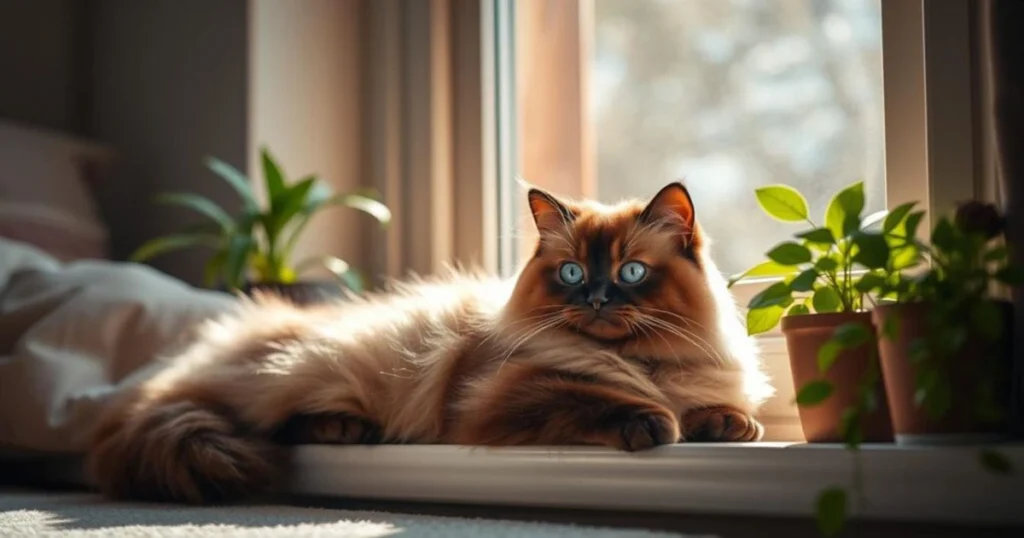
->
<box><xmin>507</xmin><ymin>183</ymin><xmax>719</xmax><ymax>349</ymax></box>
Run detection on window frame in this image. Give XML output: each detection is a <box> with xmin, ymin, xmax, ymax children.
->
<box><xmin>483</xmin><ymin>0</ymin><xmax>985</xmax><ymax>441</ymax></box>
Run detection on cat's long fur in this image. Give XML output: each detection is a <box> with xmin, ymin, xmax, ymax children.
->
<box><xmin>87</xmin><ymin>183</ymin><xmax>774</xmax><ymax>503</ymax></box>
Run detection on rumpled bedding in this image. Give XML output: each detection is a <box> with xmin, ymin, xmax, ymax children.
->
<box><xmin>0</xmin><ymin>237</ymin><xmax>238</xmax><ymax>456</ymax></box>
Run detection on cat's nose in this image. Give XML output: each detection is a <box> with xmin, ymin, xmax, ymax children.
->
<box><xmin>587</xmin><ymin>289</ymin><xmax>609</xmax><ymax>310</ymax></box>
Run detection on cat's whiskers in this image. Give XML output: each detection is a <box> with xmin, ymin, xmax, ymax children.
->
<box><xmin>477</xmin><ymin>305</ymin><xmax>569</xmax><ymax>350</ymax></box>
<box><xmin>495</xmin><ymin>313</ymin><xmax>570</xmax><ymax>374</ymax></box>
<box><xmin>632</xmin><ymin>315</ymin><xmax>684</xmax><ymax>366</ymax></box>
<box><xmin>636</xmin><ymin>313</ymin><xmax>724</xmax><ymax>365</ymax></box>
<box><xmin>632</xmin><ymin>304</ymin><xmax>701</xmax><ymax>329</ymax></box>
<box><xmin>633</xmin><ymin>305</ymin><xmax>720</xmax><ymax>353</ymax></box>
<box><xmin>498</xmin><ymin>309</ymin><xmax>568</xmax><ymax>354</ymax></box>
<box><xmin>624</xmin><ymin>317</ymin><xmax>660</xmax><ymax>356</ymax></box>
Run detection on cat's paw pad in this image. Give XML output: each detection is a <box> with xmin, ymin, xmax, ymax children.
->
<box><xmin>617</xmin><ymin>409</ymin><xmax>680</xmax><ymax>451</ymax></box>
<box><xmin>276</xmin><ymin>413</ymin><xmax>382</xmax><ymax>445</ymax></box>
<box><xmin>682</xmin><ymin>407</ymin><xmax>763</xmax><ymax>442</ymax></box>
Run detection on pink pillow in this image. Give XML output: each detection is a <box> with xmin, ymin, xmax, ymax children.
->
<box><xmin>0</xmin><ymin>120</ymin><xmax>113</xmax><ymax>261</ymax></box>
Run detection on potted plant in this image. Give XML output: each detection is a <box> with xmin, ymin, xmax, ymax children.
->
<box><xmin>731</xmin><ymin>180</ymin><xmax>897</xmax><ymax>445</ymax></box>
<box><xmin>130</xmin><ymin>147</ymin><xmax>391</xmax><ymax>305</ymax></box>
<box><xmin>868</xmin><ymin>201</ymin><xmax>1022</xmax><ymax>445</ymax></box>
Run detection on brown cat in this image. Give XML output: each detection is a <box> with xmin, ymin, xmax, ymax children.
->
<box><xmin>87</xmin><ymin>182</ymin><xmax>774</xmax><ymax>503</ymax></box>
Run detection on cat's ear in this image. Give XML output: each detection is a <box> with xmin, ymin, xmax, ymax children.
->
<box><xmin>640</xmin><ymin>182</ymin><xmax>696</xmax><ymax>233</ymax></box>
<box><xmin>528</xmin><ymin>188</ymin><xmax>575</xmax><ymax>234</ymax></box>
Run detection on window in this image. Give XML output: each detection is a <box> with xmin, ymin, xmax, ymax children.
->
<box><xmin>506</xmin><ymin>0</ymin><xmax>886</xmax><ymax>286</ymax></box>
<box><xmin>492</xmin><ymin>0</ymin><xmax>947</xmax><ymax>441</ymax></box>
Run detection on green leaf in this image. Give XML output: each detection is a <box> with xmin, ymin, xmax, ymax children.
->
<box><xmin>202</xmin><ymin>250</ymin><xmax>227</xmax><ymax>288</ymax></box>
<box><xmin>789</xmin><ymin>269</ymin><xmax>819</xmax><ymax>292</ymax></box>
<box><xmin>909</xmin><ymin>338</ymin><xmax>930</xmax><ymax>363</ymax></box>
<box><xmin>861</xmin><ymin>386</ymin><xmax>880</xmax><ymax>414</ymax></box>
<box><xmin>748</xmin><ymin>281</ymin><xmax>793</xmax><ymax>309</ymax></box>
<box><xmin>855</xmin><ymin>273</ymin><xmax>885</xmax><ymax>293</ymax></box>
<box><xmin>883</xmin><ymin>201</ymin><xmax>917</xmax><ymax>233</ymax></box>
<box><xmin>727</xmin><ymin>261</ymin><xmax>798</xmax><ymax>288</ymax></box>
<box><xmin>833</xmin><ymin>321</ymin><xmax>871</xmax><ymax>348</ymax></box>
<box><xmin>746</xmin><ymin>305</ymin><xmax>785</xmax><ymax>335</ymax></box>
<box><xmin>322</xmin><ymin>256</ymin><xmax>365</xmax><ymax>293</ymax></box>
<box><xmin>816</xmin><ymin>488</ymin><xmax>848</xmax><ymax>538</ymax></box>
<box><xmin>972</xmin><ymin>300</ymin><xmax>1004</xmax><ymax>342</ymax></box>
<box><xmin>224</xmin><ymin>235</ymin><xmax>255</xmax><ymax>290</ymax></box>
<box><xmin>754</xmin><ymin>185</ymin><xmax>809</xmax><ymax>222</ymax></box>
<box><xmin>985</xmin><ymin>245</ymin><xmax>1008</xmax><ymax>262</ymax></box>
<box><xmin>852</xmin><ymin>232</ymin><xmax>890</xmax><ymax>270</ymax></box>
<box><xmin>329</xmin><ymin>193</ymin><xmax>393</xmax><ymax>227</ymax></box>
<box><xmin>817</xmin><ymin>340</ymin><xmax>842</xmax><ymax>373</ymax></box>
<box><xmin>916</xmin><ymin>369</ymin><xmax>952</xmax><ymax>420</ymax></box>
<box><xmin>206</xmin><ymin>156</ymin><xmax>258</xmax><ymax>211</ymax></box>
<box><xmin>995</xmin><ymin>265</ymin><xmax>1024</xmax><ymax>286</ymax></box>
<box><xmin>155</xmin><ymin>192</ymin><xmax>233</xmax><ymax>232</ymax></box>
<box><xmin>825</xmin><ymin>181</ymin><xmax>865</xmax><ymax>239</ymax></box>
<box><xmin>268</xmin><ymin>176</ymin><xmax>318</xmax><ymax>239</ymax></box>
<box><xmin>815</xmin><ymin>257</ymin><xmax>839</xmax><ymax>272</ymax></box>
<box><xmin>812</xmin><ymin>287</ymin><xmax>842</xmax><ymax>313</ymax></box>
<box><xmin>839</xmin><ymin>407</ymin><xmax>864</xmax><ymax>449</ymax></box>
<box><xmin>931</xmin><ymin>218</ymin><xmax>957</xmax><ymax>252</ymax></box>
<box><xmin>979</xmin><ymin>449</ymin><xmax>1014</xmax><ymax>475</ymax></box>
<box><xmin>936</xmin><ymin>325</ymin><xmax>968</xmax><ymax>356</ymax></box>
<box><xmin>796</xmin><ymin>227</ymin><xmax>836</xmax><ymax>245</ymax></box>
<box><xmin>788</xmin><ymin>303</ymin><xmax>811</xmax><ymax>316</ymax></box>
<box><xmin>890</xmin><ymin>244</ymin><xmax>921</xmax><ymax>270</ymax></box>
<box><xmin>796</xmin><ymin>380</ymin><xmax>834</xmax><ymax>406</ymax></box>
<box><xmin>261</xmin><ymin>147</ymin><xmax>288</xmax><ymax>210</ymax></box>
<box><xmin>882</xmin><ymin>314</ymin><xmax>901</xmax><ymax>341</ymax></box>
<box><xmin>766</xmin><ymin>242</ymin><xmax>812</xmax><ymax>266</ymax></box>
<box><xmin>904</xmin><ymin>211</ymin><xmax>925</xmax><ymax>241</ymax></box>
<box><xmin>302</xmin><ymin>179</ymin><xmax>334</xmax><ymax>213</ymax></box>
<box><xmin>129</xmin><ymin>233</ymin><xmax>219</xmax><ymax>262</ymax></box>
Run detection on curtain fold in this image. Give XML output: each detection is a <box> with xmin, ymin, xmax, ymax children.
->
<box><xmin>987</xmin><ymin>0</ymin><xmax>1024</xmax><ymax>436</ymax></box>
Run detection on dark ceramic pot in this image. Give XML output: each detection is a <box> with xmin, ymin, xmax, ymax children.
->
<box><xmin>871</xmin><ymin>301</ymin><xmax>1014</xmax><ymax>445</ymax></box>
<box><xmin>239</xmin><ymin>280</ymin><xmax>347</xmax><ymax>306</ymax></box>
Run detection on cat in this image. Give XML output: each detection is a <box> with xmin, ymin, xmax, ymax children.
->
<box><xmin>86</xmin><ymin>182</ymin><xmax>774</xmax><ymax>504</ymax></box>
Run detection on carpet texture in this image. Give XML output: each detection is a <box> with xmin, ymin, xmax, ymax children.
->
<box><xmin>0</xmin><ymin>490</ymin><xmax>701</xmax><ymax>538</ymax></box>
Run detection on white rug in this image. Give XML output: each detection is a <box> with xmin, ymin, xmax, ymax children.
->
<box><xmin>0</xmin><ymin>490</ymin><xmax>702</xmax><ymax>538</ymax></box>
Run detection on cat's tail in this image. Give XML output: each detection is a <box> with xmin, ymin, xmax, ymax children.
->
<box><xmin>86</xmin><ymin>396</ymin><xmax>284</xmax><ymax>504</ymax></box>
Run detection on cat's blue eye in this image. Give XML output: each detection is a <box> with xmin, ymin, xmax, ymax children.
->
<box><xmin>558</xmin><ymin>262</ymin><xmax>585</xmax><ymax>285</ymax></box>
<box><xmin>619</xmin><ymin>261</ymin><xmax>648</xmax><ymax>284</ymax></box>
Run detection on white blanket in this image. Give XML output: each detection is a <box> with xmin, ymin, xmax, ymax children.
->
<box><xmin>0</xmin><ymin>237</ymin><xmax>238</xmax><ymax>455</ymax></box>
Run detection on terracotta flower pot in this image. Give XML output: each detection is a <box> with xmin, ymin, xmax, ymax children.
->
<box><xmin>872</xmin><ymin>302</ymin><xmax>1013</xmax><ymax>445</ymax></box>
<box><xmin>781</xmin><ymin>312</ymin><xmax>894</xmax><ymax>443</ymax></box>
<box><xmin>240</xmin><ymin>280</ymin><xmax>347</xmax><ymax>306</ymax></box>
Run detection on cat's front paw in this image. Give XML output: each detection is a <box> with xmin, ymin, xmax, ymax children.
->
<box><xmin>682</xmin><ymin>406</ymin><xmax>763</xmax><ymax>442</ymax></box>
<box><xmin>614</xmin><ymin>408</ymin><xmax>680</xmax><ymax>451</ymax></box>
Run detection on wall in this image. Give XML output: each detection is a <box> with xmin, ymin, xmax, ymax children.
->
<box><xmin>1</xmin><ymin>0</ymin><xmax>370</xmax><ymax>286</ymax></box>
<box><xmin>248</xmin><ymin>0</ymin><xmax>365</xmax><ymax>279</ymax></box>
<box><xmin>87</xmin><ymin>0</ymin><xmax>250</xmax><ymax>285</ymax></box>
<box><xmin>0</xmin><ymin>0</ymin><xmax>82</xmax><ymax>133</ymax></box>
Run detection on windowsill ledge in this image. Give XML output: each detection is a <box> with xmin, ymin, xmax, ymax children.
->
<box><xmin>287</xmin><ymin>442</ymin><xmax>1024</xmax><ymax>526</ymax></box>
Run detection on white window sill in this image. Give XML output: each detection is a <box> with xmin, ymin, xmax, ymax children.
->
<box><xmin>286</xmin><ymin>442</ymin><xmax>1024</xmax><ymax>526</ymax></box>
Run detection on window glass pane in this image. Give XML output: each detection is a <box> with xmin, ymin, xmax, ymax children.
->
<box><xmin>593</xmin><ymin>0</ymin><xmax>884</xmax><ymax>275</ymax></box>
<box><xmin>510</xmin><ymin>0</ymin><xmax>885</xmax><ymax>276</ymax></box>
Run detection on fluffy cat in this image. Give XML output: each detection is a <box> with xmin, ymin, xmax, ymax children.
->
<box><xmin>87</xmin><ymin>182</ymin><xmax>774</xmax><ymax>503</ymax></box>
